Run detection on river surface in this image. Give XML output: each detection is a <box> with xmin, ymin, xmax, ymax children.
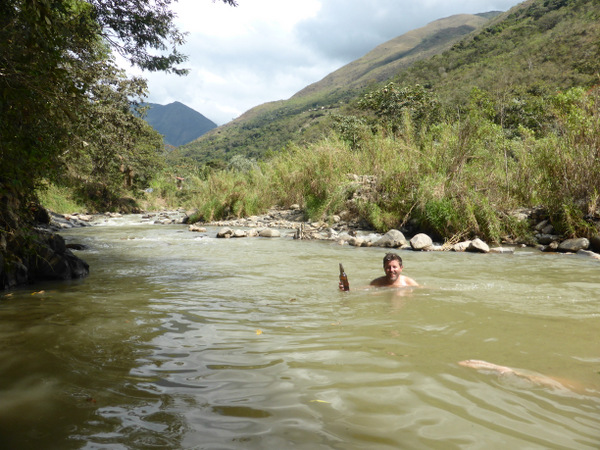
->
<box><xmin>1</xmin><ymin>215</ymin><xmax>599</xmax><ymax>449</ymax></box>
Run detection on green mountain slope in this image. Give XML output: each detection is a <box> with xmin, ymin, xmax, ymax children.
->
<box><xmin>393</xmin><ymin>0</ymin><xmax>600</xmax><ymax>106</ymax></box>
<box><xmin>173</xmin><ymin>13</ymin><xmax>496</xmax><ymax>164</ymax></box>
<box><xmin>144</xmin><ymin>101</ymin><xmax>217</xmax><ymax>147</ymax></box>
<box><xmin>176</xmin><ymin>0</ymin><xmax>600</xmax><ymax>166</ymax></box>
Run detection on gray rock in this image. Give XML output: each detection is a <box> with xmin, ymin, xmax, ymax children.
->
<box><xmin>467</xmin><ymin>238</ymin><xmax>490</xmax><ymax>253</ymax></box>
<box><xmin>557</xmin><ymin>237</ymin><xmax>589</xmax><ymax>253</ymax></box>
<box><xmin>259</xmin><ymin>228</ymin><xmax>280</xmax><ymax>238</ymax></box>
<box><xmin>453</xmin><ymin>241</ymin><xmax>472</xmax><ymax>252</ymax></box>
<box><xmin>374</xmin><ymin>229</ymin><xmax>407</xmax><ymax>248</ymax></box>
<box><xmin>537</xmin><ymin>234</ymin><xmax>560</xmax><ymax>245</ymax></box>
<box><xmin>410</xmin><ymin>233</ymin><xmax>433</xmax><ymax>251</ymax></box>
<box><xmin>232</xmin><ymin>229</ymin><xmax>247</xmax><ymax>238</ymax></box>
<box><xmin>541</xmin><ymin>223</ymin><xmax>554</xmax><ymax>235</ymax></box>
<box><xmin>576</xmin><ymin>249</ymin><xmax>600</xmax><ymax>260</ymax></box>
<box><xmin>542</xmin><ymin>242</ymin><xmax>559</xmax><ymax>252</ymax></box>
<box><xmin>490</xmin><ymin>247</ymin><xmax>515</xmax><ymax>254</ymax></box>
<box><xmin>348</xmin><ymin>237</ymin><xmax>364</xmax><ymax>247</ymax></box>
<box><xmin>217</xmin><ymin>227</ymin><xmax>233</xmax><ymax>238</ymax></box>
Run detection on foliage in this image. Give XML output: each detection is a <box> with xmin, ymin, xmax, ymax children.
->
<box><xmin>1</xmin><ymin>0</ymin><xmax>236</xmax><ymax>216</ymax></box>
<box><xmin>357</xmin><ymin>83</ymin><xmax>442</xmax><ymax>136</ymax></box>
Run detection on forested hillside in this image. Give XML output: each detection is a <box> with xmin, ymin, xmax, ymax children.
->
<box><xmin>176</xmin><ymin>0</ymin><xmax>599</xmax><ymax>167</ymax></box>
<box><xmin>173</xmin><ymin>13</ymin><xmax>497</xmax><ymax>165</ymax></box>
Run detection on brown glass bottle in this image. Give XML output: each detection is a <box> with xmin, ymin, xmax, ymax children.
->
<box><xmin>339</xmin><ymin>263</ymin><xmax>350</xmax><ymax>291</ymax></box>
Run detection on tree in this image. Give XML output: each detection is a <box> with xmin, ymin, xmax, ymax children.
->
<box><xmin>0</xmin><ymin>0</ymin><xmax>237</xmax><ymax>286</ymax></box>
<box><xmin>1</xmin><ymin>0</ymin><xmax>237</xmax><ymax>207</ymax></box>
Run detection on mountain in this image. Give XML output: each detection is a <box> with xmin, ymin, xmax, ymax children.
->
<box><xmin>173</xmin><ymin>13</ymin><xmax>496</xmax><ymax>164</ymax></box>
<box><xmin>142</xmin><ymin>101</ymin><xmax>217</xmax><ymax>147</ymax></box>
<box><xmin>175</xmin><ymin>0</ymin><xmax>600</xmax><ymax>165</ymax></box>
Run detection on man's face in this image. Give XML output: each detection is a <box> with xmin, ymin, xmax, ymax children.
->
<box><xmin>384</xmin><ymin>260</ymin><xmax>402</xmax><ymax>281</ymax></box>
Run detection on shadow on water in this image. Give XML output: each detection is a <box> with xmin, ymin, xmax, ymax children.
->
<box><xmin>1</xmin><ymin>219</ymin><xmax>599</xmax><ymax>449</ymax></box>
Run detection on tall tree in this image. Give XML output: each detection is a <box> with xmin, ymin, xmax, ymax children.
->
<box><xmin>0</xmin><ymin>0</ymin><xmax>237</xmax><ymax>284</ymax></box>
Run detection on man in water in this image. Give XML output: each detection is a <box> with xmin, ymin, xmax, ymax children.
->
<box><xmin>370</xmin><ymin>253</ymin><xmax>418</xmax><ymax>287</ymax></box>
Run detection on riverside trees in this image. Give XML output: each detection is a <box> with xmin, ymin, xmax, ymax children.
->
<box><xmin>0</xmin><ymin>0</ymin><xmax>237</xmax><ymax>287</ymax></box>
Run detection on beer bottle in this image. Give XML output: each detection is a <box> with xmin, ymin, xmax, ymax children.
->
<box><xmin>339</xmin><ymin>263</ymin><xmax>350</xmax><ymax>291</ymax></box>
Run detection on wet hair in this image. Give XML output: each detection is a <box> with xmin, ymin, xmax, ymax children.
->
<box><xmin>383</xmin><ymin>252</ymin><xmax>402</xmax><ymax>268</ymax></box>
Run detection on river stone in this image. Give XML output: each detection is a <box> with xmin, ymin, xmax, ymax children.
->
<box><xmin>557</xmin><ymin>237</ymin><xmax>589</xmax><ymax>253</ymax></box>
<box><xmin>453</xmin><ymin>241</ymin><xmax>472</xmax><ymax>252</ymax></box>
<box><xmin>232</xmin><ymin>229</ymin><xmax>247</xmax><ymax>238</ymax></box>
<box><xmin>410</xmin><ymin>233</ymin><xmax>433</xmax><ymax>251</ymax></box>
<box><xmin>188</xmin><ymin>224</ymin><xmax>207</xmax><ymax>232</ymax></box>
<box><xmin>373</xmin><ymin>229</ymin><xmax>407</xmax><ymax>248</ymax></box>
<box><xmin>217</xmin><ymin>227</ymin><xmax>233</xmax><ymax>238</ymax></box>
<box><xmin>259</xmin><ymin>228</ymin><xmax>280</xmax><ymax>238</ymax></box>
<box><xmin>467</xmin><ymin>238</ymin><xmax>490</xmax><ymax>253</ymax></box>
<box><xmin>576</xmin><ymin>249</ymin><xmax>600</xmax><ymax>260</ymax></box>
<box><xmin>537</xmin><ymin>234</ymin><xmax>560</xmax><ymax>245</ymax></box>
<box><xmin>348</xmin><ymin>236</ymin><xmax>364</xmax><ymax>247</ymax></box>
<box><xmin>542</xmin><ymin>242</ymin><xmax>559</xmax><ymax>252</ymax></box>
<box><xmin>490</xmin><ymin>247</ymin><xmax>515</xmax><ymax>254</ymax></box>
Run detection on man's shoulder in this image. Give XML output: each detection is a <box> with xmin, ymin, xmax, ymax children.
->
<box><xmin>370</xmin><ymin>276</ymin><xmax>388</xmax><ymax>286</ymax></box>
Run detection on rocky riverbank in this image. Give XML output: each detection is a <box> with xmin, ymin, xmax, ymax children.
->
<box><xmin>190</xmin><ymin>205</ymin><xmax>600</xmax><ymax>260</ymax></box>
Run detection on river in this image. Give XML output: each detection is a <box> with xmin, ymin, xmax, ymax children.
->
<box><xmin>1</xmin><ymin>215</ymin><xmax>599</xmax><ymax>449</ymax></box>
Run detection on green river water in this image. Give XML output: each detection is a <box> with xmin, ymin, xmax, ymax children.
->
<box><xmin>0</xmin><ymin>216</ymin><xmax>598</xmax><ymax>449</ymax></box>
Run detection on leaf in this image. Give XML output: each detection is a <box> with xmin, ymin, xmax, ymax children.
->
<box><xmin>256</xmin><ymin>329</ymin><xmax>262</xmax><ymax>335</ymax></box>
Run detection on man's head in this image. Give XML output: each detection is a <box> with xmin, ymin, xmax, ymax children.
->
<box><xmin>382</xmin><ymin>253</ymin><xmax>403</xmax><ymax>282</ymax></box>
<box><xmin>383</xmin><ymin>253</ymin><xmax>402</xmax><ymax>268</ymax></box>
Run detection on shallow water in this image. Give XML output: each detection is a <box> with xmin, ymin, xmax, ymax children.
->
<box><xmin>1</xmin><ymin>217</ymin><xmax>599</xmax><ymax>449</ymax></box>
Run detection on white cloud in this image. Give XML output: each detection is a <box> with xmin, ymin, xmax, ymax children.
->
<box><xmin>125</xmin><ymin>0</ymin><xmax>523</xmax><ymax>125</ymax></box>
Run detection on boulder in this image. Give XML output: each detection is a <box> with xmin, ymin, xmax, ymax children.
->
<box><xmin>557</xmin><ymin>237</ymin><xmax>589</xmax><ymax>253</ymax></box>
<box><xmin>466</xmin><ymin>238</ymin><xmax>490</xmax><ymax>253</ymax></box>
<box><xmin>259</xmin><ymin>228</ymin><xmax>280</xmax><ymax>238</ymax></box>
<box><xmin>410</xmin><ymin>233</ymin><xmax>433</xmax><ymax>251</ymax></box>
<box><xmin>188</xmin><ymin>224</ymin><xmax>207</xmax><ymax>232</ymax></box>
<box><xmin>373</xmin><ymin>229</ymin><xmax>407</xmax><ymax>248</ymax></box>
<box><xmin>32</xmin><ymin>234</ymin><xmax>89</xmax><ymax>281</ymax></box>
<box><xmin>576</xmin><ymin>249</ymin><xmax>600</xmax><ymax>260</ymax></box>
<box><xmin>217</xmin><ymin>227</ymin><xmax>233</xmax><ymax>238</ymax></box>
<box><xmin>453</xmin><ymin>241</ymin><xmax>472</xmax><ymax>252</ymax></box>
<box><xmin>537</xmin><ymin>234</ymin><xmax>560</xmax><ymax>245</ymax></box>
<box><xmin>232</xmin><ymin>229</ymin><xmax>247</xmax><ymax>238</ymax></box>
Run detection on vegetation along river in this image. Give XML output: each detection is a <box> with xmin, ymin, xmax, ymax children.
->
<box><xmin>1</xmin><ymin>215</ymin><xmax>599</xmax><ymax>449</ymax></box>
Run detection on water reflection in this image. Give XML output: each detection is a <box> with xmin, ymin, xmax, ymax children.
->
<box><xmin>0</xmin><ymin>219</ymin><xmax>599</xmax><ymax>449</ymax></box>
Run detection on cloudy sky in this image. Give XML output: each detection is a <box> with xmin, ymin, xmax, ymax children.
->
<box><xmin>123</xmin><ymin>0</ymin><xmax>523</xmax><ymax>125</ymax></box>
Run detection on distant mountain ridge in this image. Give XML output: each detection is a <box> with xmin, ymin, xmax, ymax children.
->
<box><xmin>175</xmin><ymin>12</ymin><xmax>497</xmax><ymax>163</ymax></box>
<box><xmin>142</xmin><ymin>101</ymin><xmax>217</xmax><ymax>147</ymax></box>
<box><xmin>175</xmin><ymin>0</ymin><xmax>600</xmax><ymax>165</ymax></box>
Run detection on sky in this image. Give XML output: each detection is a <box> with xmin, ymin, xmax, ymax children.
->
<box><xmin>122</xmin><ymin>0</ymin><xmax>524</xmax><ymax>125</ymax></box>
